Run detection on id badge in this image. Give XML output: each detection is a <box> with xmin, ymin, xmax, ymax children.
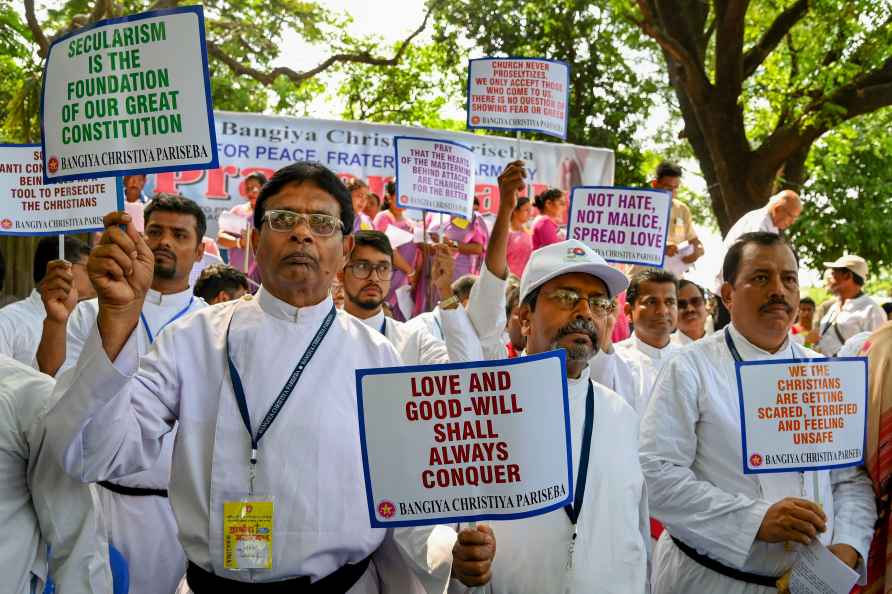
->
<box><xmin>223</xmin><ymin>497</ymin><xmax>274</xmax><ymax>570</ymax></box>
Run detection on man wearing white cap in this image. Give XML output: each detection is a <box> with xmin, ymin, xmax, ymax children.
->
<box><xmin>812</xmin><ymin>255</ymin><xmax>886</xmax><ymax>356</ymax></box>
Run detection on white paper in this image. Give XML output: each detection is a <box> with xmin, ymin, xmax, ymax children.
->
<box><xmin>218</xmin><ymin>210</ymin><xmax>248</xmax><ymax>235</ymax></box>
<box><xmin>384</xmin><ymin>224</ymin><xmax>414</xmax><ymax>250</ymax></box>
<box><xmin>790</xmin><ymin>541</ymin><xmax>859</xmax><ymax>594</ymax></box>
<box><xmin>665</xmin><ymin>241</ymin><xmax>695</xmax><ymax>278</ymax></box>
<box><xmin>395</xmin><ymin>285</ymin><xmax>414</xmax><ymax>320</ymax></box>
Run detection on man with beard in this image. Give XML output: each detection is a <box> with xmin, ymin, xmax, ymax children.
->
<box><xmin>37</xmin><ymin>193</ymin><xmax>207</xmax><ymax>594</ymax></box>
<box><xmin>338</xmin><ymin>230</ymin><xmax>482</xmax><ymax>364</ymax></box>
<box><xmin>640</xmin><ymin>232</ymin><xmax>875</xmax><ymax>594</ymax></box>
<box><xmin>444</xmin><ymin>238</ymin><xmax>649</xmax><ymax>594</ymax></box>
<box><xmin>672</xmin><ymin>279</ymin><xmax>708</xmax><ymax>345</ymax></box>
<box><xmin>615</xmin><ymin>269</ymin><xmax>681</xmax><ymax>414</ymax></box>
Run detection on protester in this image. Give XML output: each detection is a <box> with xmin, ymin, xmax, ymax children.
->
<box><xmin>792</xmin><ymin>296</ymin><xmax>816</xmax><ymax>337</ymax></box>
<box><xmin>348</xmin><ymin>178</ymin><xmax>375</xmax><ymax>232</ymax></box>
<box><xmin>123</xmin><ymin>174</ymin><xmax>148</xmax><ymax>232</ymax></box>
<box><xmin>616</xmin><ymin>268</ymin><xmax>681</xmax><ymax>414</ymax></box>
<box><xmin>440</xmin><ymin>205</ymin><xmax>489</xmax><ymax>281</ymax></box>
<box><xmin>810</xmin><ymin>255</ymin><xmax>886</xmax><ymax>356</ymax></box>
<box><xmin>652</xmin><ymin>161</ymin><xmax>704</xmax><ymax>275</ymax></box>
<box><xmin>0</xmin><ymin>354</ymin><xmax>112</xmax><ymax>593</ymax></box>
<box><xmin>45</xmin><ymin>162</ymin><xmax>412</xmax><ymax>592</ymax></box>
<box><xmin>530</xmin><ymin>188</ymin><xmax>567</xmax><ymax>250</ymax></box>
<box><xmin>405</xmin><ymin>274</ymin><xmax>476</xmax><ymax>343</ymax></box>
<box><xmin>364</xmin><ymin>192</ymin><xmax>382</xmax><ymax>220</ymax></box>
<box><xmin>193</xmin><ymin>263</ymin><xmax>250</xmax><ymax>304</ymax></box>
<box><xmin>673</xmin><ymin>279</ymin><xmax>708</xmax><ymax>345</ymax></box>
<box><xmin>338</xmin><ymin>230</ymin><xmax>482</xmax><ymax>364</ymax></box>
<box><xmin>641</xmin><ymin>231</ymin><xmax>875</xmax><ymax>594</ymax></box>
<box><xmin>374</xmin><ymin>181</ymin><xmax>419</xmax><ymax>320</ymax></box>
<box><xmin>504</xmin><ymin>276</ymin><xmax>524</xmax><ymax>357</ymax></box>
<box><xmin>0</xmin><ymin>235</ymin><xmax>92</xmax><ymax>366</ymax></box>
<box><xmin>216</xmin><ymin>171</ymin><xmax>267</xmax><ymax>278</ymax></box>
<box><xmin>506</xmin><ymin>196</ymin><xmax>533</xmax><ymax>277</ymax></box>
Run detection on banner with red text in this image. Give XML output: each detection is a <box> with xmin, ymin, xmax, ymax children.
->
<box><xmin>144</xmin><ymin>111</ymin><xmax>614</xmax><ymax>236</ymax></box>
<box><xmin>737</xmin><ymin>357</ymin><xmax>867</xmax><ymax>474</ymax></box>
<box><xmin>0</xmin><ymin>144</ymin><xmax>122</xmax><ymax>235</ymax></box>
<box><xmin>356</xmin><ymin>351</ymin><xmax>572</xmax><ymax>527</ymax></box>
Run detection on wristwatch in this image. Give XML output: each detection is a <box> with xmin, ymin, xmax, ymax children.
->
<box><xmin>438</xmin><ymin>295</ymin><xmax>461</xmax><ymax>310</ymax></box>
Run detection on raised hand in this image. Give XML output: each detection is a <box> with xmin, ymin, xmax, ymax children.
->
<box><xmin>497</xmin><ymin>160</ymin><xmax>527</xmax><ymax>214</ymax></box>
<box><xmin>88</xmin><ymin>211</ymin><xmax>154</xmax><ymax>309</ymax></box>
<box><xmin>41</xmin><ymin>260</ymin><xmax>79</xmax><ymax>324</ymax></box>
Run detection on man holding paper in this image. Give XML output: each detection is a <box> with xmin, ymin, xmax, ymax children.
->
<box><xmin>640</xmin><ymin>231</ymin><xmax>875</xmax><ymax>593</ymax></box>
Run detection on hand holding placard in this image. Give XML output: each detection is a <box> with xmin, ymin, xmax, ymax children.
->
<box><xmin>41</xmin><ymin>260</ymin><xmax>79</xmax><ymax>324</ymax></box>
<box><xmin>452</xmin><ymin>525</ymin><xmax>496</xmax><ymax>587</ymax></box>
<box><xmin>756</xmin><ymin>497</ymin><xmax>826</xmax><ymax>545</ymax></box>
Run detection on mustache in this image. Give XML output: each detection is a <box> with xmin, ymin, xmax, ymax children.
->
<box><xmin>759</xmin><ymin>296</ymin><xmax>794</xmax><ymax>314</ymax></box>
<box><xmin>152</xmin><ymin>248</ymin><xmax>176</xmax><ymax>262</ymax></box>
<box><xmin>554</xmin><ymin>318</ymin><xmax>599</xmax><ymax>345</ymax></box>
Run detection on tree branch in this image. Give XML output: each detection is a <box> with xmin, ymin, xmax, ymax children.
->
<box><xmin>24</xmin><ymin>0</ymin><xmax>48</xmax><ymax>57</ymax></box>
<box><xmin>713</xmin><ymin>0</ymin><xmax>749</xmax><ymax>96</ymax></box>
<box><xmin>208</xmin><ymin>0</ymin><xmax>441</xmax><ymax>87</ymax></box>
<box><xmin>742</xmin><ymin>0</ymin><xmax>809</xmax><ymax>79</ymax></box>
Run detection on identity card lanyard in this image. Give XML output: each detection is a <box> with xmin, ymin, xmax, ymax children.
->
<box><xmin>140</xmin><ymin>296</ymin><xmax>194</xmax><ymax>344</ymax></box>
<box><xmin>226</xmin><ymin>304</ymin><xmax>336</xmax><ymax>495</ymax></box>
<box><xmin>563</xmin><ymin>382</ymin><xmax>594</xmax><ymax>572</ymax></box>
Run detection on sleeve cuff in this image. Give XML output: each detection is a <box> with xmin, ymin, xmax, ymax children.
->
<box><xmin>831</xmin><ymin>533</ymin><xmax>870</xmax><ymax>584</ymax></box>
<box><xmin>733</xmin><ymin>499</ymin><xmax>773</xmax><ymax>569</ymax></box>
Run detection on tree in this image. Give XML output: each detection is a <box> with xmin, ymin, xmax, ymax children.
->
<box><xmin>630</xmin><ymin>0</ymin><xmax>892</xmax><ymax>233</ymax></box>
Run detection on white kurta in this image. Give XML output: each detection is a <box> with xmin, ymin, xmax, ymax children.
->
<box><xmin>671</xmin><ymin>331</ymin><xmax>697</xmax><ymax>346</ymax></box>
<box><xmin>57</xmin><ymin>287</ymin><xmax>206</xmax><ymax>594</ymax></box>
<box><xmin>588</xmin><ymin>348</ymin><xmax>637</xmax><ymax>408</ymax></box>
<box><xmin>466</xmin><ymin>264</ymin><xmax>509</xmax><ymax>361</ymax></box>
<box><xmin>0</xmin><ymin>289</ymin><xmax>45</xmax><ymax>366</ymax></box>
<box><xmin>615</xmin><ymin>334</ymin><xmax>681</xmax><ymax>415</ymax></box>
<box><xmin>0</xmin><ymin>355</ymin><xmax>111</xmax><ymax>594</ymax></box>
<box><xmin>46</xmin><ymin>287</ymin><xmax>401</xmax><ymax>588</ymax></box>
<box><xmin>816</xmin><ymin>294</ymin><xmax>887</xmax><ymax>356</ymax></box>
<box><xmin>640</xmin><ymin>324</ymin><xmax>876</xmax><ymax>594</ymax></box>
<box><xmin>358</xmin><ymin>310</ymin><xmax>484</xmax><ymax>365</ymax></box>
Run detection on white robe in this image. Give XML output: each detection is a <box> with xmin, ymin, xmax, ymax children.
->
<box><xmin>640</xmin><ymin>324</ymin><xmax>876</xmax><ymax>594</ymax></box>
<box><xmin>0</xmin><ymin>355</ymin><xmax>111</xmax><ymax>594</ymax></box>
<box><xmin>45</xmin><ymin>287</ymin><xmax>400</xmax><ymax>590</ymax></box>
<box><xmin>465</xmin><ymin>263</ymin><xmax>509</xmax><ymax>361</ymax></box>
<box><xmin>358</xmin><ymin>309</ymin><xmax>484</xmax><ymax>365</ymax></box>
<box><xmin>0</xmin><ymin>289</ymin><xmax>45</xmax><ymax>366</ymax></box>
<box><xmin>615</xmin><ymin>334</ymin><xmax>681</xmax><ymax>415</ymax></box>
<box><xmin>588</xmin><ymin>348</ymin><xmax>638</xmax><ymax>408</ymax></box>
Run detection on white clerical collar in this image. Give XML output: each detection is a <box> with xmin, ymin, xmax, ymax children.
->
<box><xmin>727</xmin><ymin>322</ymin><xmax>793</xmax><ymax>358</ymax></box>
<box><xmin>256</xmin><ymin>285</ymin><xmax>334</xmax><ymax>324</ymax></box>
<box><xmin>145</xmin><ymin>286</ymin><xmax>194</xmax><ymax>308</ymax></box>
<box><xmin>632</xmin><ymin>333</ymin><xmax>674</xmax><ymax>359</ymax></box>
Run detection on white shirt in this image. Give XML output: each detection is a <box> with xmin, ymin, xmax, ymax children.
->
<box><xmin>46</xmin><ymin>287</ymin><xmax>401</xmax><ymax>583</ymax></box>
<box><xmin>358</xmin><ymin>309</ymin><xmax>483</xmax><ymax>365</ymax></box>
<box><xmin>816</xmin><ymin>293</ymin><xmax>887</xmax><ymax>356</ymax></box>
<box><xmin>671</xmin><ymin>331</ymin><xmax>697</xmax><ymax>346</ymax></box>
<box><xmin>615</xmin><ymin>334</ymin><xmax>682</xmax><ymax>415</ymax></box>
<box><xmin>124</xmin><ymin>199</ymin><xmax>145</xmax><ymax>233</ymax></box>
<box><xmin>640</xmin><ymin>324</ymin><xmax>875</xmax><ymax>588</ymax></box>
<box><xmin>587</xmin><ymin>348</ymin><xmax>638</xmax><ymax>408</ymax></box>
<box><xmin>838</xmin><ymin>330</ymin><xmax>875</xmax><ymax>358</ymax></box>
<box><xmin>466</xmin><ymin>263</ymin><xmax>509</xmax><ymax>361</ymax></box>
<box><xmin>714</xmin><ymin>207</ymin><xmax>778</xmax><ymax>291</ymax></box>
<box><xmin>0</xmin><ymin>289</ymin><xmax>45</xmax><ymax>366</ymax></box>
<box><xmin>0</xmin><ymin>355</ymin><xmax>111</xmax><ymax>594</ymax></box>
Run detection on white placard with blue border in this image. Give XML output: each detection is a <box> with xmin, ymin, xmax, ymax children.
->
<box><xmin>394</xmin><ymin>136</ymin><xmax>475</xmax><ymax>219</ymax></box>
<box><xmin>40</xmin><ymin>6</ymin><xmax>218</xmax><ymax>183</ymax></box>
<box><xmin>356</xmin><ymin>350</ymin><xmax>572</xmax><ymax>528</ymax></box>
<box><xmin>737</xmin><ymin>357</ymin><xmax>867</xmax><ymax>474</ymax></box>
<box><xmin>467</xmin><ymin>57</ymin><xmax>570</xmax><ymax>140</ymax></box>
<box><xmin>566</xmin><ymin>185</ymin><xmax>672</xmax><ymax>268</ymax></box>
<box><xmin>0</xmin><ymin>144</ymin><xmax>122</xmax><ymax>235</ymax></box>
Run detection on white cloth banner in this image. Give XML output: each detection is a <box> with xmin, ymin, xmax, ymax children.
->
<box><xmin>395</xmin><ymin>136</ymin><xmax>475</xmax><ymax>218</ymax></box>
<box><xmin>467</xmin><ymin>58</ymin><xmax>570</xmax><ymax>139</ymax></box>
<box><xmin>566</xmin><ymin>186</ymin><xmax>672</xmax><ymax>267</ymax></box>
<box><xmin>144</xmin><ymin>111</ymin><xmax>614</xmax><ymax>236</ymax></box>
<box><xmin>40</xmin><ymin>6</ymin><xmax>217</xmax><ymax>182</ymax></box>
<box><xmin>356</xmin><ymin>351</ymin><xmax>572</xmax><ymax>527</ymax></box>
<box><xmin>737</xmin><ymin>358</ymin><xmax>867</xmax><ymax>473</ymax></box>
<box><xmin>0</xmin><ymin>144</ymin><xmax>121</xmax><ymax>235</ymax></box>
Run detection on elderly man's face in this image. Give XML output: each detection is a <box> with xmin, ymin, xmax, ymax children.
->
<box><xmin>677</xmin><ymin>283</ymin><xmax>706</xmax><ymax>339</ymax></box>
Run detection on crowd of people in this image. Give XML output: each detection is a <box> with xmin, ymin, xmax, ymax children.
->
<box><xmin>1</xmin><ymin>158</ymin><xmax>891</xmax><ymax>594</ymax></box>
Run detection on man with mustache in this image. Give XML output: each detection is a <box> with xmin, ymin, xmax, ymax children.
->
<box><xmin>37</xmin><ymin>193</ymin><xmax>208</xmax><ymax>594</ymax></box>
<box><xmin>640</xmin><ymin>231</ymin><xmax>875</xmax><ymax>594</ymax></box>
<box><xmin>672</xmin><ymin>279</ymin><xmax>708</xmax><ymax>345</ymax></box>
<box><xmin>616</xmin><ymin>269</ymin><xmax>681</xmax><ymax>414</ymax></box>
<box><xmin>338</xmin><ymin>230</ymin><xmax>482</xmax><ymax>364</ymax></box>
<box><xmin>45</xmin><ymin>162</ymin><xmax>410</xmax><ymax>593</ymax></box>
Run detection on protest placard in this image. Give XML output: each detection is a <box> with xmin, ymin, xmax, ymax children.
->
<box><xmin>566</xmin><ymin>186</ymin><xmax>672</xmax><ymax>267</ymax></box>
<box><xmin>395</xmin><ymin>136</ymin><xmax>475</xmax><ymax>219</ymax></box>
<box><xmin>0</xmin><ymin>144</ymin><xmax>121</xmax><ymax>235</ymax></box>
<box><xmin>40</xmin><ymin>6</ymin><xmax>217</xmax><ymax>183</ymax></box>
<box><xmin>467</xmin><ymin>58</ymin><xmax>569</xmax><ymax>139</ymax></box>
<box><xmin>737</xmin><ymin>357</ymin><xmax>867</xmax><ymax>474</ymax></box>
<box><xmin>356</xmin><ymin>351</ymin><xmax>572</xmax><ymax>528</ymax></box>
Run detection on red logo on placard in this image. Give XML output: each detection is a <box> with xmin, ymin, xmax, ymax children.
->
<box><xmin>245</xmin><ymin>504</ymin><xmax>253</xmax><ymax>513</ymax></box>
<box><xmin>47</xmin><ymin>156</ymin><xmax>60</xmax><ymax>174</ymax></box>
<box><xmin>400</xmin><ymin>195</ymin><xmax>409</xmax><ymax>204</ymax></box>
<box><xmin>471</xmin><ymin>115</ymin><xmax>481</xmax><ymax>125</ymax></box>
<box><xmin>378</xmin><ymin>500</ymin><xmax>396</xmax><ymax>519</ymax></box>
<box><xmin>0</xmin><ymin>219</ymin><xmax>11</xmax><ymax>230</ymax></box>
<box><xmin>750</xmin><ymin>453</ymin><xmax>763</xmax><ymax>467</ymax></box>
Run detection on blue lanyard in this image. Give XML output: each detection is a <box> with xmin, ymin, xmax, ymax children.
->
<box><xmin>140</xmin><ymin>296</ymin><xmax>194</xmax><ymax>344</ymax></box>
<box><xmin>226</xmin><ymin>304</ymin><xmax>336</xmax><ymax>493</ymax></box>
<box><xmin>379</xmin><ymin>317</ymin><xmax>387</xmax><ymax>336</ymax></box>
<box><xmin>564</xmin><ymin>382</ymin><xmax>594</xmax><ymax>527</ymax></box>
<box><xmin>724</xmin><ymin>327</ymin><xmax>801</xmax><ymax>363</ymax></box>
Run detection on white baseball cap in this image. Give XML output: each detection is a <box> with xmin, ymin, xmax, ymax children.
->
<box><xmin>823</xmin><ymin>255</ymin><xmax>869</xmax><ymax>280</ymax></box>
<box><xmin>519</xmin><ymin>239</ymin><xmax>630</xmax><ymax>304</ymax></box>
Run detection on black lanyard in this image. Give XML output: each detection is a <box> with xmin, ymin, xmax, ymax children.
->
<box><xmin>226</xmin><ymin>304</ymin><xmax>336</xmax><ymax>493</ymax></box>
<box><xmin>724</xmin><ymin>327</ymin><xmax>801</xmax><ymax>363</ymax></box>
<box><xmin>379</xmin><ymin>317</ymin><xmax>387</xmax><ymax>336</ymax></box>
<box><xmin>140</xmin><ymin>296</ymin><xmax>194</xmax><ymax>344</ymax></box>
<box><xmin>564</xmin><ymin>382</ymin><xmax>594</xmax><ymax>526</ymax></box>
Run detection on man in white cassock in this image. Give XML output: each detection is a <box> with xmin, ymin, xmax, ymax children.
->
<box><xmin>614</xmin><ymin>268</ymin><xmax>682</xmax><ymax>414</ymax></box>
<box><xmin>338</xmin><ymin>230</ymin><xmax>482</xmax><ymax>364</ymax></box>
<box><xmin>404</xmin><ymin>162</ymin><xmax>649</xmax><ymax>594</ymax></box>
<box><xmin>640</xmin><ymin>231</ymin><xmax>876</xmax><ymax>594</ymax></box>
<box><xmin>38</xmin><ymin>195</ymin><xmax>208</xmax><ymax>594</ymax></box>
<box><xmin>0</xmin><ymin>354</ymin><xmax>111</xmax><ymax>594</ymax></box>
<box><xmin>45</xmin><ymin>162</ymin><xmax>411</xmax><ymax>593</ymax></box>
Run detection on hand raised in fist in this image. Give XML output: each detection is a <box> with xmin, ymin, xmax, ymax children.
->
<box><xmin>451</xmin><ymin>524</ymin><xmax>496</xmax><ymax>587</ymax></box>
<box><xmin>88</xmin><ymin>211</ymin><xmax>154</xmax><ymax>310</ymax></box>
<box><xmin>497</xmin><ymin>160</ymin><xmax>527</xmax><ymax>214</ymax></box>
<box><xmin>41</xmin><ymin>260</ymin><xmax>79</xmax><ymax>324</ymax></box>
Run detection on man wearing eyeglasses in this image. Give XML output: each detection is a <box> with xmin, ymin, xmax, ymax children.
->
<box><xmin>338</xmin><ymin>230</ymin><xmax>483</xmax><ymax>365</ymax></box>
<box><xmin>45</xmin><ymin>162</ymin><xmax>412</xmax><ymax>593</ymax></box>
<box><xmin>672</xmin><ymin>279</ymin><xmax>708</xmax><ymax>345</ymax></box>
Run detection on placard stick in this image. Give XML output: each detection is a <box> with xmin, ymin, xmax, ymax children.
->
<box><xmin>422</xmin><ymin>209</ymin><xmax>434</xmax><ymax>310</ymax></box>
<box><xmin>813</xmin><ymin>471</ymin><xmax>822</xmax><ymax>508</ymax></box>
<box><xmin>58</xmin><ymin>233</ymin><xmax>65</xmax><ymax>262</ymax></box>
<box><xmin>243</xmin><ymin>226</ymin><xmax>251</xmax><ymax>275</ymax></box>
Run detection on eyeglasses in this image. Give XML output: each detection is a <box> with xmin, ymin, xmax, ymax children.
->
<box><xmin>345</xmin><ymin>261</ymin><xmax>393</xmax><ymax>280</ymax></box>
<box><xmin>544</xmin><ymin>289</ymin><xmax>616</xmax><ymax>316</ymax></box>
<box><xmin>677</xmin><ymin>297</ymin><xmax>705</xmax><ymax>310</ymax></box>
<box><xmin>263</xmin><ymin>210</ymin><xmax>343</xmax><ymax>236</ymax></box>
